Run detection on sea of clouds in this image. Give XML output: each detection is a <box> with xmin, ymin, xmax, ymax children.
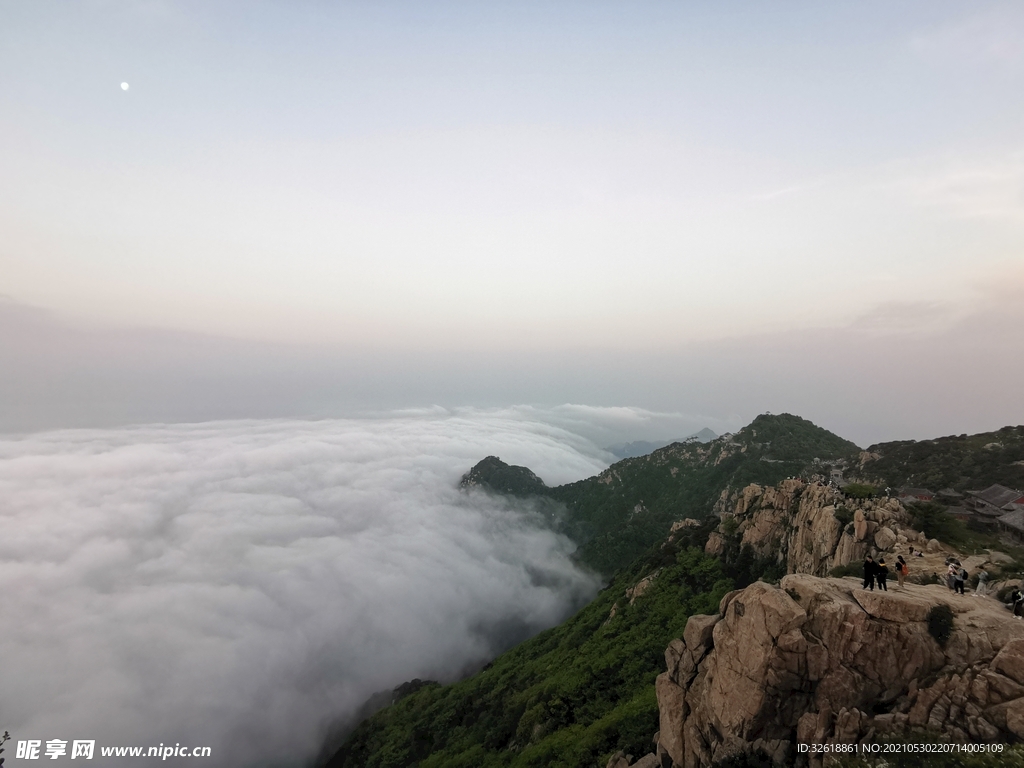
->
<box><xmin>0</xmin><ymin>408</ymin><xmax>640</xmax><ymax>766</ymax></box>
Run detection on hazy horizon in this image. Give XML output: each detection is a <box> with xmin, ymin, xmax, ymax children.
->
<box><xmin>3</xmin><ymin>1</ymin><xmax>1023</xmax><ymax>444</ymax></box>
<box><xmin>2</xmin><ymin>294</ymin><xmax>1021</xmax><ymax>447</ymax></box>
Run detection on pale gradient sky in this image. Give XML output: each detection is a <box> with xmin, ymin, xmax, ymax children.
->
<box><xmin>2</xmin><ymin>1</ymin><xmax>1023</xmax><ymax>442</ymax></box>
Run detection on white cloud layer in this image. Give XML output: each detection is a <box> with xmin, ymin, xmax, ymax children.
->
<box><xmin>0</xmin><ymin>413</ymin><xmax>607</xmax><ymax>766</ymax></box>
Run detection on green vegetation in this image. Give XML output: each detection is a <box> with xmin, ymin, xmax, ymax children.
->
<box><xmin>491</xmin><ymin>413</ymin><xmax>860</xmax><ymax>575</ymax></box>
<box><xmin>461</xmin><ymin>456</ymin><xmax>549</xmax><ymax>497</ymax></box>
<box><xmin>834</xmin><ymin>505</ymin><xmax>854</xmax><ymax>528</ymax></box>
<box><xmin>842</xmin><ymin>482</ymin><xmax>876</xmax><ymax>499</ymax></box>
<box><xmin>908</xmin><ymin>502</ymin><xmax>965</xmax><ymax>543</ymax></box>
<box><xmin>906</xmin><ymin>502</ymin><xmax>1008</xmax><ymax>555</ymax></box>
<box><xmin>861</xmin><ymin>426</ymin><xmax>1024</xmax><ymax>493</ymax></box>
<box><xmin>333</xmin><ymin>416</ymin><xmax>1024</xmax><ymax>768</ymax></box>
<box><xmin>328</xmin><ymin>528</ymin><xmax>734</xmax><ymax>768</ymax></box>
<box><xmin>927</xmin><ymin>604</ymin><xmax>955</xmax><ymax>647</ymax></box>
<box><xmin>996</xmin><ymin>560</ymin><xmax>1024</xmax><ymax>582</ymax></box>
<box><xmin>830</xmin><ymin>562</ymin><xmax>863</xmax><ymax>579</ymax></box>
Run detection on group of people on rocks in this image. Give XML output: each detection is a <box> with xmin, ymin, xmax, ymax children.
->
<box><xmin>942</xmin><ymin>558</ymin><xmax>972</xmax><ymax>595</ymax></box>
<box><xmin>860</xmin><ymin>551</ymin><xmax>1024</xmax><ymax>620</ymax></box>
<box><xmin>861</xmin><ymin>554</ymin><xmax>908</xmax><ymax>591</ymax></box>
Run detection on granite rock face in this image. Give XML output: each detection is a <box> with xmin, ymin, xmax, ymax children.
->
<box><xmin>706</xmin><ymin>480</ymin><xmax>912</xmax><ymax>575</ymax></box>
<box><xmin>655</xmin><ymin>576</ymin><xmax>1024</xmax><ymax>767</ymax></box>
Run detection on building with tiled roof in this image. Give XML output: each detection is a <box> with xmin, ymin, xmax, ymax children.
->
<box><xmin>967</xmin><ymin>484</ymin><xmax>1024</xmax><ymax>513</ymax></box>
<box><xmin>898</xmin><ymin>487</ymin><xmax>934</xmax><ymax>502</ymax></box>
<box><xmin>947</xmin><ymin>506</ymin><xmax>975</xmax><ymax>522</ymax></box>
<box><xmin>998</xmin><ymin>509</ymin><xmax>1024</xmax><ymax>542</ymax></box>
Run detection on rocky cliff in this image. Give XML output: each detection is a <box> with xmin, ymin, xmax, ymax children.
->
<box><xmin>651</xmin><ymin>577</ymin><xmax>1024</xmax><ymax>766</ymax></box>
<box><xmin>704</xmin><ymin>479</ymin><xmax>925</xmax><ymax>575</ymax></box>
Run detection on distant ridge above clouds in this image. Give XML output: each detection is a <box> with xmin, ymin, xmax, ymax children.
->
<box><xmin>606</xmin><ymin>427</ymin><xmax>718</xmax><ymax>459</ymax></box>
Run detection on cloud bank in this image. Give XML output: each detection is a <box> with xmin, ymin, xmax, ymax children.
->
<box><xmin>0</xmin><ymin>412</ymin><xmax>606</xmax><ymax>766</ymax></box>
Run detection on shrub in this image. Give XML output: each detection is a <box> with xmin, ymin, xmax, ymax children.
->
<box><xmin>966</xmin><ymin>517</ymin><xmax>992</xmax><ymax>533</ymax></box>
<box><xmin>842</xmin><ymin>483</ymin><xmax>876</xmax><ymax>499</ymax></box>
<box><xmin>830</xmin><ymin>562</ymin><xmax>863</xmax><ymax>578</ymax></box>
<box><xmin>834</xmin><ymin>505</ymin><xmax>854</xmax><ymax>528</ymax></box>
<box><xmin>907</xmin><ymin>501</ymin><xmax>965</xmax><ymax>544</ymax></box>
<box><xmin>1002</xmin><ymin>561</ymin><xmax>1024</xmax><ymax>580</ymax></box>
<box><xmin>927</xmin><ymin>604</ymin><xmax>954</xmax><ymax>647</ymax></box>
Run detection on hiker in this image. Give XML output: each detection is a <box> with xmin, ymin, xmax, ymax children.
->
<box><xmin>896</xmin><ymin>555</ymin><xmax>908</xmax><ymax>588</ymax></box>
<box><xmin>946</xmin><ymin>563</ymin><xmax>958</xmax><ymax>591</ymax></box>
<box><xmin>954</xmin><ymin>566</ymin><xmax>967</xmax><ymax>595</ymax></box>
<box><xmin>974</xmin><ymin>569</ymin><xmax>989</xmax><ymax>597</ymax></box>
<box><xmin>863</xmin><ymin>555</ymin><xmax>877</xmax><ymax>591</ymax></box>
<box><xmin>1010</xmin><ymin>588</ymin><xmax>1024</xmax><ymax>619</ymax></box>
<box><xmin>877</xmin><ymin>558</ymin><xmax>889</xmax><ymax>591</ymax></box>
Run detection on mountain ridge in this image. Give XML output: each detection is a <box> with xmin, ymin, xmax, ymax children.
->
<box><xmin>464</xmin><ymin>413</ymin><xmax>861</xmax><ymax>576</ymax></box>
<box><xmin>606</xmin><ymin>429</ymin><xmax>719</xmax><ymax>460</ymax></box>
<box><xmin>325</xmin><ymin>414</ymin><xmax>1024</xmax><ymax>768</ymax></box>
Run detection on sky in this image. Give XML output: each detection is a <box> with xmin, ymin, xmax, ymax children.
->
<box><xmin>2</xmin><ymin>1</ymin><xmax>1024</xmax><ymax>442</ymax></box>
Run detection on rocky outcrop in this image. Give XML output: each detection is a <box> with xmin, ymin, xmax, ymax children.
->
<box><xmin>707</xmin><ymin>480</ymin><xmax>913</xmax><ymax>575</ymax></box>
<box><xmin>458</xmin><ymin>456</ymin><xmax>547</xmax><ymax>496</ymax></box>
<box><xmin>606</xmin><ymin>750</ymin><xmax>660</xmax><ymax>768</ymax></box>
<box><xmin>655</xmin><ymin>576</ymin><xmax>1024</xmax><ymax>767</ymax></box>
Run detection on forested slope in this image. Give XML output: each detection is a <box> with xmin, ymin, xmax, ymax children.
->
<box><xmin>326</xmin><ymin>522</ymin><xmax>734</xmax><ymax>768</ymax></box>
<box><xmin>859</xmin><ymin>425</ymin><xmax>1024</xmax><ymax>492</ymax></box>
<box><xmin>465</xmin><ymin>413</ymin><xmax>861</xmax><ymax>575</ymax></box>
<box><xmin>328</xmin><ymin>416</ymin><xmax>1024</xmax><ymax>768</ymax></box>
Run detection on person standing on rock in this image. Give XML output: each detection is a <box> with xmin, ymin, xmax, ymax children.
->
<box><xmin>954</xmin><ymin>566</ymin><xmax>967</xmax><ymax>595</ymax></box>
<box><xmin>1010</xmin><ymin>587</ymin><xmax>1023</xmax><ymax>618</ymax></box>
<box><xmin>863</xmin><ymin>555</ymin><xmax>877</xmax><ymax>591</ymax></box>
<box><xmin>896</xmin><ymin>555</ymin><xmax>908</xmax><ymax>588</ymax></box>
<box><xmin>947</xmin><ymin>563</ymin><xmax>958</xmax><ymax>591</ymax></box>
<box><xmin>877</xmin><ymin>558</ymin><xmax>889</xmax><ymax>591</ymax></box>
<box><xmin>974</xmin><ymin>569</ymin><xmax>989</xmax><ymax>597</ymax></box>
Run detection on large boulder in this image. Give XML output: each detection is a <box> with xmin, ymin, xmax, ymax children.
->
<box><xmin>852</xmin><ymin>587</ymin><xmax>934</xmax><ymax>622</ymax></box>
<box><xmin>854</xmin><ymin>509</ymin><xmax>868</xmax><ymax>541</ymax></box>
<box><xmin>992</xmin><ymin>639</ymin><xmax>1024</xmax><ymax>686</ymax></box>
<box><xmin>683</xmin><ymin>614</ymin><xmax>718</xmax><ymax>657</ymax></box>
<box><xmin>656</xmin><ymin>576</ymin><xmax>1024</xmax><ymax>767</ymax></box>
<box><xmin>704</xmin><ymin>532</ymin><xmax>725</xmax><ymax>557</ymax></box>
<box><xmin>874</xmin><ymin>526</ymin><xmax>897</xmax><ymax>551</ymax></box>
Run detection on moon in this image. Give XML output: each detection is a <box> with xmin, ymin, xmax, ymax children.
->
<box><xmin>121</xmin><ymin>82</ymin><xmax>129</xmax><ymax>91</ymax></box>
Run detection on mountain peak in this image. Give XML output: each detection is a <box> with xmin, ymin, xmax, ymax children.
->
<box><xmin>458</xmin><ymin>456</ymin><xmax>547</xmax><ymax>497</ymax></box>
<box><xmin>733</xmin><ymin>412</ymin><xmax>860</xmax><ymax>459</ymax></box>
